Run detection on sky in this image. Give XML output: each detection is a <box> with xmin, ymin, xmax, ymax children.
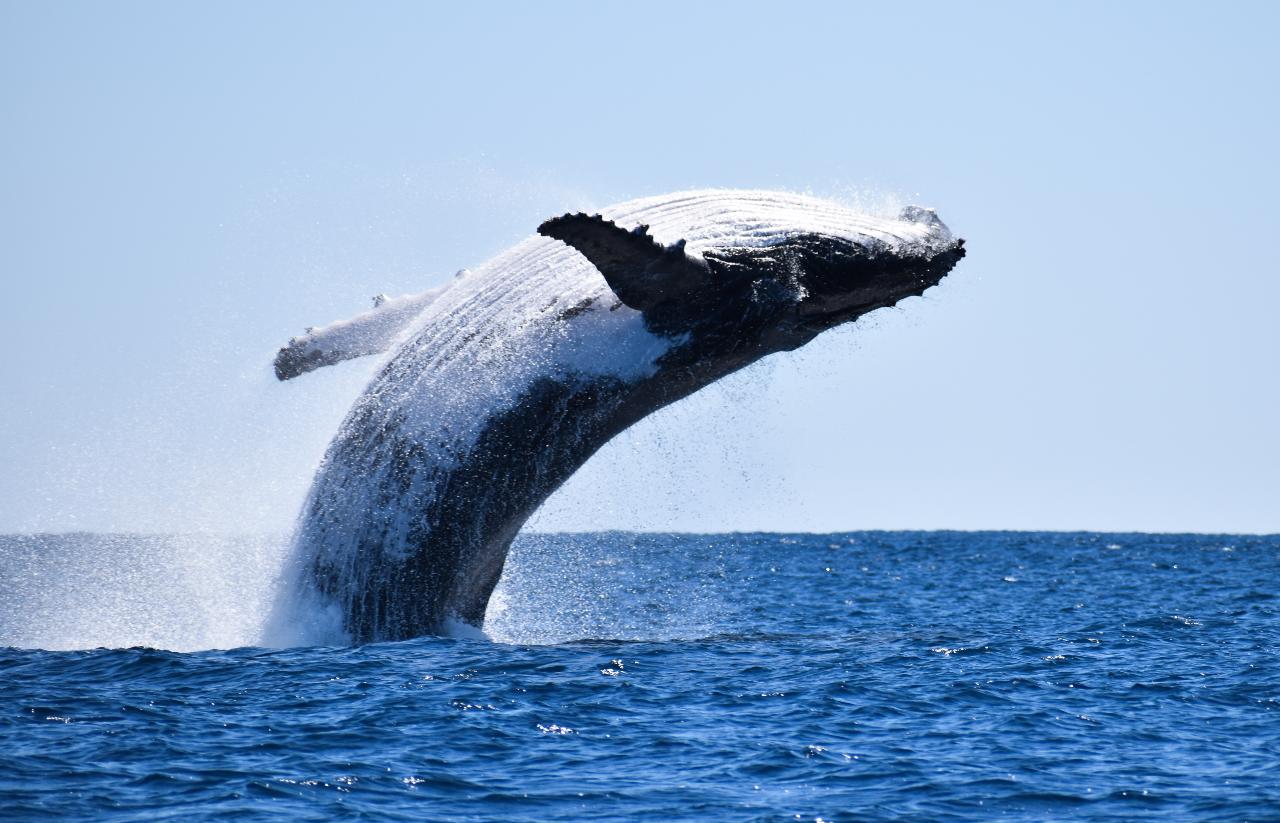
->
<box><xmin>1</xmin><ymin>1</ymin><xmax>1276</xmax><ymax>535</ymax></box>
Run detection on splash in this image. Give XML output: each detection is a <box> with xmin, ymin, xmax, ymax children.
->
<box><xmin>0</xmin><ymin>533</ymin><xmax>286</xmax><ymax>651</ymax></box>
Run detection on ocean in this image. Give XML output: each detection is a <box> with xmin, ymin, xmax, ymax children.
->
<box><xmin>2</xmin><ymin>531</ymin><xmax>1278</xmax><ymax>820</ymax></box>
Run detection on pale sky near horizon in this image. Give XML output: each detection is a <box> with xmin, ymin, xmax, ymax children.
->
<box><xmin>1</xmin><ymin>1</ymin><xmax>1277</xmax><ymax>535</ymax></box>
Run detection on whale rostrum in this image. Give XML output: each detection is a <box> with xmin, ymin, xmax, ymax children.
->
<box><xmin>268</xmin><ymin>190</ymin><xmax>965</xmax><ymax>644</ymax></box>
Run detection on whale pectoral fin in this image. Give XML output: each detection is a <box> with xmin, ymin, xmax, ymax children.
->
<box><xmin>537</xmin><ymin>213</ymin><xmax>709</xmax><ymax>312</ymax></box>
<box><xmin>274</xmin><ymin>285</ymin><xmax>448</xmax><ymax>381</ymax></box>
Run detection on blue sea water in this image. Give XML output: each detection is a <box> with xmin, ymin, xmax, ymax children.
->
<box><xmin>2</xmin><ymin>531</ymin><xmax>1278</xmax><ymax>821</ymax></box>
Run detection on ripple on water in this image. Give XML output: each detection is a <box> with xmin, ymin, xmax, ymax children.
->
<box><xmin>1</xmin><ymin>531</ymin><xmax>1279</xmax><ymax>820</ymax></box>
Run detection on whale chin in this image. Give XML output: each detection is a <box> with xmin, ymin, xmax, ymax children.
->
<box><xmin>270</xmin><ymin>189</ymin><xmax>965</xmax><ymax>643</ymax></box>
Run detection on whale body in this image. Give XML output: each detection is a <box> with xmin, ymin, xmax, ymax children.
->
<box><xmin>270</xmin><ymin>190</ymin><xmax>965</xmax><ymax>644</ymax></box>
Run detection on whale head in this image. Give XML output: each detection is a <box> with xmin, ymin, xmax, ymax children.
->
<box><xmin>539</xmin><ymin>197</ymin><xmax>965</xmax><ymax>363</ymax></box>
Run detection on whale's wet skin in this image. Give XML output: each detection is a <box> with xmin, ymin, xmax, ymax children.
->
<box><xmin>269</xmin><ymin>191</ymin><xmax>965</xmax><ymax>644</ymax></box>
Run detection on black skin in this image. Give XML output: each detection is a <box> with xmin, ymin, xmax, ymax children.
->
<box><xmin>307</xmin><ymin>217</ymin><xmax>965</xmax><ymax>642</ymax></box>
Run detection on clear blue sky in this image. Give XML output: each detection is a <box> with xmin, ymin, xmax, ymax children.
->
<box><xmin>1</xmin><ymin>1</ymin><xmax>1276</xmax><ymax>534</ymax></box>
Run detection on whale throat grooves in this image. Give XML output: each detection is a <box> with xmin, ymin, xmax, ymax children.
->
<box><xmin>270</xmin><ymin>190</ymin><xmax>965</xmax><ymax>644</ymax></box>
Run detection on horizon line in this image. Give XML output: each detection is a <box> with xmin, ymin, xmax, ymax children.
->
<box><xmin>4</xmin><ymin>527</ymin><xmax>1276</xmax><ymax>539</ymax></box>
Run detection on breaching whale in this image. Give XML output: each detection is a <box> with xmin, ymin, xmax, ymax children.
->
<box><xmin>269</xmin><ymin>190</ymin><xmax>965</xmax><ymax>644</ymax></box>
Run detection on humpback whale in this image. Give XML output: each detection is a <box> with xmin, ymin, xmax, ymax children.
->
<box><xmin>270</xmin><ymin>190</ymin><xmax>965</xmax><ymax>644</ymax></box>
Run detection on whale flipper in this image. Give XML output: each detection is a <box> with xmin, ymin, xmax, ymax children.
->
<box><xmin>538</xmin><ymin>213</ymin><xmax>711</xmax><ymax>313</ymax></box>
<box><xmin>274</xmin><ymin>284</ymin><xmax>451</xmax><ymax>381</ymax></box>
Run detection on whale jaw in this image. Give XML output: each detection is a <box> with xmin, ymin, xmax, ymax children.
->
<box><xmin>784</xmin><ymin>234</ymin><xmax>966</xmax><ymax>339</ymax></box>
